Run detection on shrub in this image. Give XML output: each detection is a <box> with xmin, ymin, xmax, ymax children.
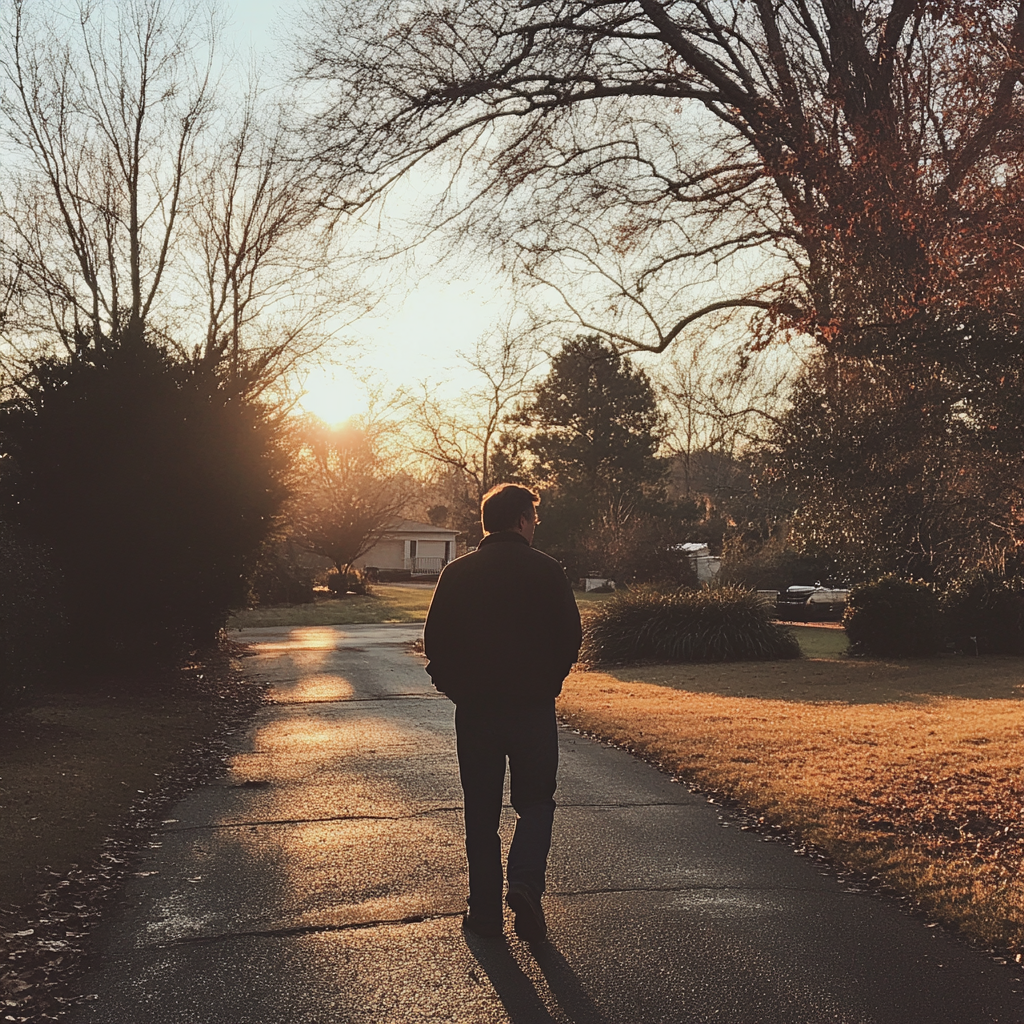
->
<box><xmin>249</xmin><ymin>541</ymin><xmax>319</xmax><ymax>606</ymax></box>
<box><xmin>843</xmin><ymin>576</ymin><xmax>942</xmax><ymax>657</ymax></box>
<box><xmin>326</xmin><ymin>568</ymin><xmax>368</xmax><ymax>596</ymax></box>
<box><xmin>942</xmin><ymin>571</ymin><xmax>1024</xmax><ymax>655</ymax></box>
<box><xmin>580</xmin><ymin>585</ymin><xmax>801</xmax><ymax>666</ymax></box>
<box><xmin>0</xmin><ymin>518</ymin><xmax>64</xmax><ymax>706</ymax></box>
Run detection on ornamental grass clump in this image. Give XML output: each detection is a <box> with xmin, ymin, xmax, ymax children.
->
<box><xmin>579</xmin><ymin>585</ymin><xmax>801</xmax><ymax>666</ymax></box>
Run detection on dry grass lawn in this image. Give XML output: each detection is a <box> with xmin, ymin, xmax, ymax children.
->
<box><xmin>557</xmin><ymin>647</ymin><xmax>1024</xmax><ymax>955</ymax></box>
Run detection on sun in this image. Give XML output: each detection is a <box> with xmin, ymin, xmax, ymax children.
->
<box><xmin>296</xmin><ymin>367</ymin><xmax>369</xmax><ymax>426</ymax></box>
<box><xmin>295</xmin><ymin>275</ymin><xmax>515</xmax><ymax>425</ymax></box>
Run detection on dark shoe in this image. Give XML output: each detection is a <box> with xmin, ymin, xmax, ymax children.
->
<box><xmin>462</xmin><ymin>912</ymin><xmax>503</xmax><ymax>938</ymax></box>
<box><xmin>505</xmin><ymin>884</ymin><xmax>546</xmax><ymax>942</ymax></box>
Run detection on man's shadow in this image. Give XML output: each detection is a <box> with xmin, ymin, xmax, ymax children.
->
<box><xmin>464</xmin><ymin>932</ymin><xmax>609</xmax><ymax>1024</ymax></box>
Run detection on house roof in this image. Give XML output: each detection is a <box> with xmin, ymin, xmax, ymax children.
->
<box><xmin>386</xmin><ymin>519</ymin><xmax>460</xmax><ymax>537</ymax></box>
<box><xmin>670</xmin><ymin>542</ymin><xmax>711</xmax><ymax>555</ymax></box>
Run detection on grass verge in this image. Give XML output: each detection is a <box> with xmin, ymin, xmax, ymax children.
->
<box><xmin>227</xmin><ymin>581</ymin><xmax>615</xmax><ymax>629</ymax></box>
<box><xmin>0</xmin><ymin>650</ymin><xmax>264</xmax><ymax>1021</ymax></box>
<box><xmin>557</xmin><ymin>650</ymin><xmax>1024</xmax><ymax>957</ymax></box>
<box><xmin>226</xmin><ymin>583</ymin><xmax>434</xmax><ymax>628</ymax></box>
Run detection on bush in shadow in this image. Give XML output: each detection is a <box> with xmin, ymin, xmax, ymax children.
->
<box><xmin>942</xmin><ymin>570</ymin><xmax>1024</xmax><ymax>655</ymax></box>
<box><xmin>0</xmin><ymin>341</ymin><xmax>288</xmax><ymax>666</ymax></box>
<box><xmin>0</xmin><ymin>517</ymin><xmax>64</xmax><ymax>706</ymax></box>
<box><xmin>721</xmin><ymin>547</ymin><xmax>851</xmax><ymax>591</ymax></box>
<box><xmin>843</xmin><ymin>576</ymin><xmax>942</xmax><ymax>657</ymax></box>
<box><xmin>326</xmin><ymin>568</ymin><xmax>369</xmax><ymax>596</ymax></box>
<box><xmin>580</xmin><ymin>585</ymin><xmax>801</xmax><ymax>666</ymax></box>
<box><xmin>249</xmin><ymin>540</ymin><xmax>321</xmax><ymax>607</ymax></box>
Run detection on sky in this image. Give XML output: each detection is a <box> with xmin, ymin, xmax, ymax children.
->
<box><xmin>225</xmin><ymin>0</ymin><xmax>513</xmax><ymax>424</ymax></box>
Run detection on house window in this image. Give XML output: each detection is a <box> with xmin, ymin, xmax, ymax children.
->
<box><xmin>444</xmin><ymin>541</ymin><xmax>451</xmax><ymax>562</ymax></box>
<box><xmin>409</xmin><ymin>540</ymin><xmax>417</xmax><ymax>559</ymax></box>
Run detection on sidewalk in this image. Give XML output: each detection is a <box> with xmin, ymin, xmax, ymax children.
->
<box><xmin>70</xmin><ymin>624</ymin><xmax>1024</xmax><ymax>1023</ymax></box>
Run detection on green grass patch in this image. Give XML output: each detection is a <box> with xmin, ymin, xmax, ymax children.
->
<box><xmin>788</xmin><ymin>624</ymin><xmax>848</xmax><ymax>659</ymax></box>
<box><xmin>229</xmin><ymin>580</ymin><xmax>619</xmax><ymax>630</ymax></box>
<box><xmin>227</xmin><ymin>583</ymin><xmax>435</xmax><ymax>628</ymax></box>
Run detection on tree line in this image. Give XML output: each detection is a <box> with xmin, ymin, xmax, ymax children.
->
<box><xmin>4</xmin><ymin>0</ymin><xmax>1024</xmax><ymax>699</ymax></box>
<box><xmin>300</xmin><ymin>0</ymin><xmax>1024</xmax><ymax>582</ymax></box>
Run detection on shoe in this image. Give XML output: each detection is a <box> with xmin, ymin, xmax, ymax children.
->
<box><xmin>462</xmin><ymin>912</ymin><xmax>503</xmax><ymax>938</ymax></box>
<box><xmin>505</xmin><ymin>884</ymin><xmax>546</xmax><ymax>942</ymax></box>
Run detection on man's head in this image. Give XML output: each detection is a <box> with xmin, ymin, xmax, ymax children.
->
<box><xmin>480</xmin><ymin>483</ymin><xmax>540</xmax><ymax>543</ymax></box>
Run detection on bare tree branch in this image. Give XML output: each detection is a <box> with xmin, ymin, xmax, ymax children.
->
<box><xmin>297</xmin><ymin>0</ymin><xmax>1024</xmax><ymax>355</ymax></box>
<box><xmin>1</xmin><ymin>0</ymin><xmax>338</xmax><ymax>393</ymax></box>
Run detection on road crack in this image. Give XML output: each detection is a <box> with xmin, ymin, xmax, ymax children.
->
<box><xmin>267</xmin><ymin>694</ymin><xmax>442</xmax><ymax>705</ymax></box>
<box><xmin>160</xmin><ymin>911</ymin><xmax>464</xmax><ymax>947</ymax></box>
<box><xmin>550</xmin><ymin>882</ymin><xmax>829</xmax><ymax>897</ymax></box>
<box><xmin>168</xmin><ymin>807</ymin><xmax>464</xmax><ymax>831</ymax></box>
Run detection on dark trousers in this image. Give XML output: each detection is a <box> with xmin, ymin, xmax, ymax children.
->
<box><xmin>454</xmin><ymin>699</ymin><xmax>558</xmax><ymax>923</ymax></box>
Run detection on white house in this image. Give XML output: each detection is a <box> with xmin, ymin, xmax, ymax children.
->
<box><xmin>354</xmin><ymin>519</ymin><xmax>460</xmax><ymax>576</ymax></box>
<box><xmin>671</xmin><ymin>542</ymin><xmax>722</xmax><ymax>583</ymax></box>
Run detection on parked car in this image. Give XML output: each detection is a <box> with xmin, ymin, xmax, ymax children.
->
<box><xmin>776</xmin><ymin>584</ymin><xmax>850</xmax><ymax>621</ymax></box>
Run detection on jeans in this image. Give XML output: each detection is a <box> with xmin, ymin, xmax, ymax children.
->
<box><xmin>455</xmin><ymin>699</ymin><xmax>558</xmax><ymax>923</ymax></box>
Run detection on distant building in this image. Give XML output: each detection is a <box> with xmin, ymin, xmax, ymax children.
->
<box><xmin>355</xmin><ymin>519</ymin><xmax>459</xmax><ymax>577</ymax></box>
<box><xmin>671</xmin><ymin>542</ymin><xmax>722</xmax><ymax>583</ymax></box>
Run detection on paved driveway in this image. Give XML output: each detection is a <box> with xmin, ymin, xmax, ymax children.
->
<box><xmin>71</xmin><ymin>624</ymin><xmax>1024</xmax><ymax>1023</ymax></box>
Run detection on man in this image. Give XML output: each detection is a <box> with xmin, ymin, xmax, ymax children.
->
<box><xmin>423</xmin><ymin>484</ymin><xmax>582</xmax><ymax>941</ymax></box>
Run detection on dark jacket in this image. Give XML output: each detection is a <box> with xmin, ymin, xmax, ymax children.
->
<box><xmin>422</xmin><ymin>532</ymin><xmax>582</xmax><ymax>705</ymax></box>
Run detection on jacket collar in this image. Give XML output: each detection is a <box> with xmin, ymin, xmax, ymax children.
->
<box><xmin>478</xmin><ymin>531</ymin><xmax>530</xmax><ymax>550</ymax></box>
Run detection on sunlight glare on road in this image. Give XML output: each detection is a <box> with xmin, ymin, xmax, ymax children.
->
<box><xmin>246</xmin><ymin>628</ymin><xmax>361</xmax><ymax>652</ymax></box>
<box><xmin>267</xmin><ymin>672</ymin><xmax>356</xmax><ymax>704</ymax></box>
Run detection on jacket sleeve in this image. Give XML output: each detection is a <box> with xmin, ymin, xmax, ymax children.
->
<box><xmin>552</xmin><ymin>567</ymin><xmax>583</xmax><ymax>678</ymax></box>
<box><xmin>422</xmin><ymin>567</ymin><xmax>460</xmax><ymax>695</ymax></box>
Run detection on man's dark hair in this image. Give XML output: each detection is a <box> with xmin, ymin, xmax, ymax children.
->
<box><xmin>481</xmin><ymin>483</ymin><xmax>540</xmax><ymax>533</ymax></box>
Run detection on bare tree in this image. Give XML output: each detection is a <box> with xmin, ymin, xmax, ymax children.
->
<box><xmin>408</xmin><ymin>327</ymin><xmax>540</xmax><ymax>530</ymax></box>
<box><xmin>186</xmin><ymin>83</ymin><xmax>338</xmax><ymax>390</ymax></box>
<box><xmin>288</xmin><ymin>413</ymin><xmax>412</xmax><ymax>579</ymax></box>
<box><xmin>0</xmin><ymin>0</ymin><xmax>333</xmax><ymax>385</ymax></box>
<box><xmin>655</xmin><ymin>336</ymin><xmax>794</xmax><ymax>498</ymax></box>
<box><xmin>298</xmin><ymin>1</ymin><xmax>1024</xmax><ymax>355</ymax></box>
<box><xmin>1</xmin><ymin>0</ymin><xmax>213</xmax><ymax>351</ymax></box>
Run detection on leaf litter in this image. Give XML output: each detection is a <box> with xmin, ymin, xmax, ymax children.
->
<box><xmin>0</xmin><ymin>647</ymin><xmax>265</xmax><ymax>1022</ymax></box>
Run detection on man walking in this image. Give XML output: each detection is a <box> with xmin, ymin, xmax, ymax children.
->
<box><xmin>423</xmin><ymin>484</ymin><xmax>582</xmax><ymax>941</ymax></box>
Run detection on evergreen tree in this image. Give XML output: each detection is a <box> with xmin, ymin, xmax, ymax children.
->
<box><xmin>520</xmin><ymin>337</ymin><xmax>697</xmax><ymax>582</ymax></box>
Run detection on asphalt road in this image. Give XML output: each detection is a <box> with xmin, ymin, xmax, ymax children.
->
<box><xmin>71</xmin><ymin>623</ymin><xmax>1024</xmax><ymax>1023</ymax></box>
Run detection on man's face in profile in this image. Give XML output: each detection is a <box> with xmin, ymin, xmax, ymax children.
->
<box><xmin>518</xmin><ymin>509</ymin><xmax>538</xmax><ymax>546</ymax></box>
